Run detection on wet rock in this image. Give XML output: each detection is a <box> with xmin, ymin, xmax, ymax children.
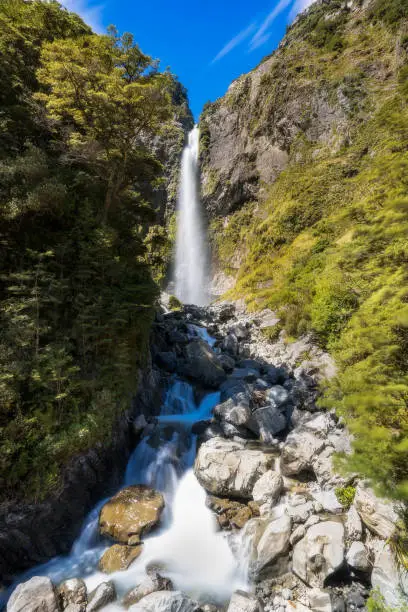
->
<box><xmin>252</xmin><ymin>471</ymin><xmax>283</xmax><ymax>512</ymax></box>
<box><xmin>231</xmin><ymin>368</ymin><xmax>259</xmax><ymax>382</ymax></box>
<box><xmin>354</xmin><ymin>484</ymin><xmax>398</xmax><ymax>539</ymax></box>
<box><xmin>206</xmin><ymin>495</ymin><xmax>253</xmax><ymax>529</ymax></box>
<box><xmin>263</xmin><ymin>366</ymin><xmax>286</xmax><ymax>385</ymax></box>
<box><xmin>123</xmin><ymin>570</ymin><xmax>173</xmax><ymax>607</ymax></box>
<box><xmin>219</xmin><ymin>379</ymin><xmax>251</xmax><ymax>403</ymax></box>
<box><xmin>194</xmin><ymin>437</ymin><xmax>273</xmax><ymax>499</ymax></box>
<box><xmin>178</xmin><ymin>340</ymin><xmax>226</xmax><ymax>388</ymax></box>
<box><xmin>99</xmin><ymin>543</ymin><xmax>143</xmax><ymax>573</ymax></box>
<box><xmin>346</xmin><ymin>541</ymin><xmax>370</xmax><ymax>572</ymax></box>
<box><xmin>154</xmin><ymin>351</ymin><xmax>177</xmax><ymax>372</ymax></box>
<box><xmin>7</xmin><ymin>576</ymin><xmax>58</xmax><ymax>612</ymax></box>
<box><xmin>292</xmin><ymin>521</ymin><xmax>345</xmax><ymax>588</ymax></box>
<box><xmin>255</xmin><ymin>514</ymin><xmax>292</xmax><ymax>571</ymax></box>
<box><xmin>238</xmin><ymin>359</ymin><xmax>262</xmax><ymax>371</ymax></box>
<box><xmin>227</xmin><ymin>590</ymin><xmax>262</xmax><ymax>612</ymax></box>
<box><xmin>128</xmin><ymin>590</ymin><xmax>200</xmax><ymax>611</ymax></box>
<box><xmin>230</xmin><ymin>324</ymin><xmax>249</xmax><ymax>341</ymax></box>
<box><xmin>248</xmin><ymin>405</ymin><xmax>287</xmax><ymax>442</ymax></box>
<box><xmin>57</xmin><ymin>579</ymin><xmax>87</xmax><ymax>611</ymax></box>
<box><xmin>99</xmin><ymin>485</ymin><xmax>164</xmax><ymax>544</ymax></box>
<box><xmin>86</xmin><ymin>582</ymin><xmax>116</xmax><ymax>612</ymax></box>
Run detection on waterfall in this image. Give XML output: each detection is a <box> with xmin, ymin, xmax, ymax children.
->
<box><xmin>174</xmin><ymin>126</ymin><xmax>209</xmax><ymax>306</ymax></box>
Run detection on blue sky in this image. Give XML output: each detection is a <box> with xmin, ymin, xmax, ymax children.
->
<box><xmin>61</xmin><ymin>0</ymin><xmax>314</xmax><ymax>119</ymax></box>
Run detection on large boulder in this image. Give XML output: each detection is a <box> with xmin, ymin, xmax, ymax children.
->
<box><xmin>57</xmin><ymin>579</ymin><xmax>87</xmax><ymax>611</ymax></box>
<box><xmin>213</xmin><ymin>397</ymin><xmax>252</xmax><ymax>429</ymax></box>
<box><xmin>371</xmin><ymin>540</ymin><xmax>408</xmax><ymax>609</ymax></box>
<box><xmin>248</xmin><ymin>405</ymin><xmax>287</xmax><ymax>442</ymax></box>
<box><xmin>129</xmin><ymin>591</ymin><xmax>200</xmax><ymax>611</ymax></box>
<box><xmin>123</xmin><ymin>571</ymin><xmax>173</xmax><ymax>607</ymax></box>
<box><xmin>280</xmin><ymin>431</ymin><xmax>326</xmax><ymax>476</ymax></box>
<box><xmin>241</xmin><ymin>513</ymin><xmax>291</xmax><ymax>578</ymax></box>
<box><xmin>354</xmin><ymin>484</ymin><xmax>398</xmax><ymax>540</ymax></box>
<box><xmin>194</xmin><ymin>437</ymin><xmax>273</xmax><ymax>499</ymax></box>
<box><xmin>252</xmin><ymin>471</ymin><xmax>283</xmax><ymax>513</ymax></box>
<box><xmin>292</xmin><ymin>521</ymin><xmax>345</xmax><ymax>587</ymax></box>
<box><xmin>86</xmin><ymin>582</ymin><xmax>116</xmax><ymax>612</ymax></box>
<box><xmin>99</xmin><ymin>543</ymin><xmax>143</xmax><ymax>573</ymax></box>
<box><xmin>178</xmin><ymin>340</ymin><xmax>226</xmax><ymax>388</ymax></box>
<box><xmin>346</xmin><ymin>541</ymin><xmax>370</xmax><ymax>572</ymax></box>
<box><xmin>8</xmin><ymin>577</ymin><xmax>58</xmax><ymax>612</ymax></box>
<box><xmin>99</xmin><ymin>485</ymin><xmax>164</xmax><ymax>544</ymax></box>
<box><xmin>227</xmin><ymin>591</ymin><xmax>262</xmax><ymax>612</ymax></box>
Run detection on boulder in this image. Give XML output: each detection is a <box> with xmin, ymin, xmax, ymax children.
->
<box><xmin>252</xmin><ymin>471</ymin><xmax>283</xmax><ymax>511</ymax></box>
<box><xmin>218</xmin><ymin>353</ymin><xmax>236</xmax><ymax>372</ymax></box>
<box><xmin>263</xmin><ymin>365</ymin><xmax>286</xmax><ymax>385</ymax></box>
<box><xmin>290</xmin><ymin>524</ymin><xmax>306</xmax><ymax>546</ymax></box>
<box><xmin>223</xmin><ymin>333</ymin><xmax>239</xmax><ymax>356</ymax></box>
<box><xmin>230</xmin><ymin>324</ymin><xmax>249</xmax><ymax>341</ymax></box>
<box><xmin>99</xmin><ymin>485</ymin><xmax>164</xmax><ymax>544</ymax></box>
<box><xmin>214</xmin><ymin>398</ymin><xmax>252</xmax><ymax>429</ymax></box>
<box><xmin>210</xmin><ymin>302</ymin><xmax>236</xmax><ymax>322</ymax></box>
<box><xmin>129</xmin><ymin>591</ymin><xmax>199</xmax><ymax>611</ymax></box>
<box><xmin>346</xmin><ymin>541</ymin><xmax>370</xmax><ymax>572</ymax></box>
<box><xmin>292</xmin><ymin>521</ymin><xmax>345</xmax><ymax>587</ymax></box>
<box><xmin>256</xmin><ymin>514</ymin><xmax>292</xmax><ymax>571</ymax></box>
<box><xmin>280</xmin><ymin>431</ymin><xmax>326</xmax><ymax>476</ymax></box>
<box><xmin>123</xmin><ymin>571</ymin><xmax>173</xmax><ymax>607</ymax></box>
<box><xmin>307</xmin><ymin>588</ymin><xmax>332</xmax><ymax>612</ymax></box>
<box><xmin>86</xmin><ymin>582</ymin><xmax>116</xmax><ymax>612</ymax></box>
<box><xmin>230</xmin><ymin>368</ymin><xmax>259</xmax><ymax>382</ymax></box>
<box><xmin>227</xmin><ymin>591</ymin><xmax>262</xmax><ymax>612</ymax></box>
<box><xmin>7</xmin><ymin>576</ymin><xmax>58</xmax><ymax>612</ymax></box>
<box><xmin>57</xmin><ymin>579</ymin><xmax>87</xmax><ymax>611</ymax></box>
<box><xmin>311</xmin><ymin>490</ymin><xmax>343</xmax><ymax>514</ymax></box>
<box><xmin>265</xmin><ymin>386</ymin><xmax>289</xmax><ymax>408</ymax></box>
<box><xmin>248</xmin><ymin>406</ymin><xmax>287</xmax><ymax>442</ymax></box>
<box><xmin>206</xmin><ymin>495</ymin><xmax>254</xmax><ymax>530</ymax></box>
<box><xmin>287</xmin><ymin>500</ymin><xmax>314</xmax><ymax>524</ymax></box>
<box><xmin>345</xmin><ymin>505</ymin><xmax>363</xmax><ymax>541</ymax></box>
<box><xmin>194</xmin><ymin>437</ymin><xmax>273</xmax><ymax>499</ymax></box>
<box><xmin>354</xmin><ymin>484</ymin><xmax>397</xmax><ymax>540</ymax></box>
<box><xmin>220</xmin><ymin>379</ymin><xmax>250</xmax><ymax>403</ymax></box>
<box><xmin>371</xmin><ymin>541</ymin><xmax>407</xmax><ymax>609</ymax></box>
<box><xmin>99</xmin><ymin>543</ymin><xmax>143</xmax><ymax>573</ymax></box>
<box><xmin>179</xmin><ymin>340</ymin><xmax>226</xmax><ymax>388</ymax></box>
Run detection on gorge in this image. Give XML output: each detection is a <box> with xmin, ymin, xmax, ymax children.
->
<box><xmin>1</xmin><ymin>0</ymin><xmax>408</xmax><ymax>611</ymax></box>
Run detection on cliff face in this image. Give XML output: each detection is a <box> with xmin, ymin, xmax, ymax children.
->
<box><xmin>199</xmin><ymin>0</ymin><xmax>408</xmax><ymax>501</ymax></box>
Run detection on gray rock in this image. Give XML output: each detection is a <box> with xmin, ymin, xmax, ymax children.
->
<box><xmin>218</xmin><ymin>353</ymin><xmax>236</xmax><ymax>372</ymax></box>
<box><xmin>214</xmin><ymin>397</ymin><xmax>252</xmax><ymax>428</ymax></box>
<box><xmin>287</xmin><ymin>501</ymin><xmax>314</xmax><ymax>524</ymax></box>
<box><xmin>210</xmin><ymin>302</ymin><xmax>236</xmax><ymax>322</ymax></box>
<box><xmin>248</xmin><ymin>405</ymin><xmax>287</xmax><ymax>442</ymax></box>
<box><xmin>345</xmin><ymin>505</ymin><xmax>363</xmax><ymax>541</ymax></box>
<box><xmin>290</xmin><ymin>524</ymin><xmax>306</xmax><ymax>546</ymax></box>
<box><xmin>227</xmin><ymin>590</ymin><xmax>262</xmax><ymax>612</ymax></box>
<box><xmin>223</xmin><ymin>333</ymin><xmax>239</xmax><ymax>356</ymax></box>
<box><xmin>194</xmin><ymin>437</ymin><xmax>273</xmax><ymax>498</ymax></box>
<box><xmin>123</xmin><ymin>571</ymin><xmax>173</xmax><ymax>607</ymax></box>
<box><xmin>179</xmin><ymin>340</ymin><xmax>226</xmax><ymax>388</ymax></box>
<box><xmin>346</xmin><ymin>541</ymin><xmax>370</xmax><ymax>572</ymax></box>
<box><xmin>265</xmin><ymin>386</ymin><xmax>289</xmax><ymax>408</ymax></box>
<box><xmin>129</xmin><ymin>591</ymin><xmax>200</xmax><ymax>612</ymax></box>
<box><xmin>230</xmin><ymin>324</ymin><xmax>249</xmax><ymax>341</ymax></box>
<box><xmin>371</xmin><ymin>541</ymin><xmax>408</xmax><ymax>609</ymax></box>
<box><xmin>263</xmin><ymin>366</ymin><xmax>286</xmax><ymax>385</ymax></box>
<box><xmin>311</xmin><ymin>490</ymin><xmax>343</xmax><ymax>514</ymax></box>
<box><xmin>280</xmin><ymin>431</ymin><xmax>326</xmax><ymax>476</ymax></box>
<box><xmin>256</xmin><ymin>514</ymin><xmax>292</xmax><ymax>571</ymax></box>
<box><xmin>292</xmin><ymin>521</ymin><xmax>345</xmax><ymax>588</ymax></box>
<box><xmin>7</xmin><ymin>577</ymin><xmax>58</xmax><ymax>612</ymax></box>
<box><xmin>252</xmin><ymin>471</ymin><xmax>283</xmax><ymax>509</ymax></box>
<box><xmin>57</xmin><ymin>579</ymin><xmax>87</xmax><ymax>611</ymax></box>
<box><xmin>86</xmin><ymin>582</ymin><xmax>116</xmax><ymax>612</ymax></box>
<box><xmin>231</xmin><ymin>368</ymin><xmax>259</xmax><ymax>382</ymax></box>
<box><xmin>307</xmin><ymin>588</ymin><xmax>332</xmax><ymax>612</ymax></box>
<box><xmin>354</xmin><ymin>484</ymin><xmax>398</xmax><ymax>540</ymax></box>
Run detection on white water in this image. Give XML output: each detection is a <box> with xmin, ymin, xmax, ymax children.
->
<box><xmin>174</xmin><ymin>126</ymin><xmax>209</xmax><ymax>306</ymax></box>
<box><xmin>4</xmin><ymin>364</ymin><xmax>248</xmax><ymax>608</ymax></box>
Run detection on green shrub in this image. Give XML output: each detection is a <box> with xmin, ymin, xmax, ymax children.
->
<box><xmin>335</xmin><ymin>486</ymin><xmax>356</xmax><ymax>509</ymax></box>
<box><xmin>169</xmin><ymin>295</ymin><xmax>182</xmax><ymax>310</ymax></box>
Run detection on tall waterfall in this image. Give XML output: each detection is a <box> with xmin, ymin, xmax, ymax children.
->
<box><xmin>174</xmin><ymin>126</ymin><xmax>209</xmax><ymax>306</ymax></box>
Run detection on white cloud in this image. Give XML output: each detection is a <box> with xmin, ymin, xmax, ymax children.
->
<box><xmin>211</xmin><ymin>22</ymin><xmax>257</xmax><ymax>64</ymax></box>
<box><xmin>250</xmin><ymin>0</ymin><xmax>293</xmax><ymax>50</ymax></box>
<box><xmin>60</xmin><ymin>0</ymin><xmax>105</xmax><ymax>33</ymax></box>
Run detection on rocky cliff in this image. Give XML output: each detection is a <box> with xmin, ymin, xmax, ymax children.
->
<box><xmin>199</xmin><ymin>0</ymin><xmax>408</xmax><ymax>504</ymax></box>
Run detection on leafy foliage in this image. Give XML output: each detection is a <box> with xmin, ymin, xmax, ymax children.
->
<box><xmin>335</xmin><ymin>486</ymin><xmax>356</xmax><ymax>509</ymax></box>
<box><xmin>0</xmin><ymin>1</ymin><xmax>181</xmax><ymax>500</ymax></box>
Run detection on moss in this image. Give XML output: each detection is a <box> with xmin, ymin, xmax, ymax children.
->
<box><xmin>168</xmin><ymin>295</ymin><xmax>182</xmax><ymax>310</ymax></box>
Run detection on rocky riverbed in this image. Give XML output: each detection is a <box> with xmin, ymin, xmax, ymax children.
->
<box><xmin>5</xmin><ymin>301</ymin><xmax>408</xmax><ymax>612</ymax></box>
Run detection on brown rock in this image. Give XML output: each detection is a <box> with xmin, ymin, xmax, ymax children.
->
<box><xmin>99</xmin><ymin>544</ymin><xmax>143</xmax><ymax>573</ymax></box>
<box><xmin>99</xmin><ymin>485</ymin><xmax>164</xmax><ymax>544</ymax></box>
<box><xmin>206</xmin><ymin>495</ymin><xmax>255</xmax><ymax>530</ymax></box>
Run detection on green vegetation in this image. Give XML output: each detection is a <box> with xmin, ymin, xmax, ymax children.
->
<box><xmin>366</xmin><ymin>589</ymin><xmax>407</xmax><ymax>612</ymax></box>
<box><xmin>168</xmin><ymin>295</ymin><xmax>183</xmax><ymax>310</ymax></box>
<box><xmin>210</xmin><ymin>0</ymin><xmax>408</xmax><ymax>501</ymax></box>
<box><xmin>335</xmin><ymin>486</ymin><xmax>356</xmax><ymax>509</ymax></box>
<box><xmin>0</xmin><ymin>0</ymin><xmax>184</xmax><ymax>501</ymax></box>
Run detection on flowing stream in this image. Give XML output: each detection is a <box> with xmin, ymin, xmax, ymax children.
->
<box><xmin>174</xmin><ymin>126</ymin><xmax>209</xmax><ymax>306</ymax></box>
<box><xmin>3</xmin><ymin>331</ymin><xmax>248</xmax><ymax>609</ymax></box>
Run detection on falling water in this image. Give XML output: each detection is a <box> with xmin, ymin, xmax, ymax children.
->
<box><xmin>174</xmin><ymin>126</ymin><xmax>209</xmax><ymax>306</ymax></box>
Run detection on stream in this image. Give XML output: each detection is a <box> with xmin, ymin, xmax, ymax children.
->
<box><xmin>2</xmin><ymin>329</ymin><xmax>248</xmax><ymax>609</ymax></box>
